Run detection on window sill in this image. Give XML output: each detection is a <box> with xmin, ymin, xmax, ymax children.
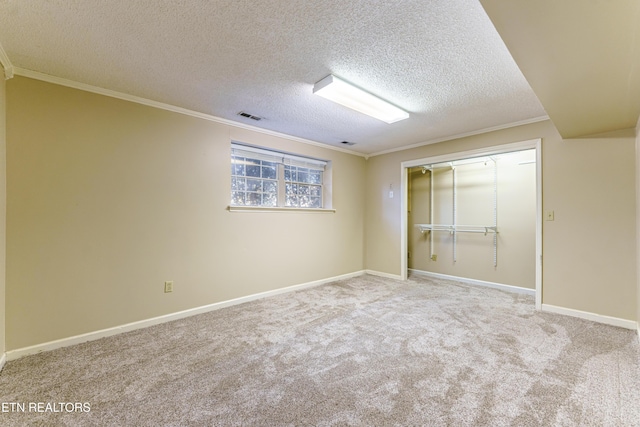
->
<box><xmin>228</xmin><ymin>206</ymin><xmax>336</xmax><ymax>213</ymax></box>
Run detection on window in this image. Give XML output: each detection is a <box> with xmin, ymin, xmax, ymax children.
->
<box><xmin>231</xmin><ymin>153</ymin><xmax>278</xmax><ymax>207</ymax></box>
<box><xmin>284</xmin><ymin>164</ymin><xmax>323</xmax><ymax>208</ymax></box>
<box><xmin>231</xmin><ymin>143</ymin><xmax>329</xmax><ymax>209</ymax></box>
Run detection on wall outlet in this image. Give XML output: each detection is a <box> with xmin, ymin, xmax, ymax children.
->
<box><xmin>431</xmin><ymin>254</ymin><xmax>437</xmax><ymax>261</ymax></box>
<box><xmin>164</xmin><ymin>281</ymin><xmax>174</xmax><ymax>293</ymax></box>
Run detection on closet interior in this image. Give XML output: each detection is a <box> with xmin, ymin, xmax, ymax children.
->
<box><xmin>408</xmin><ymin>149</ymin><xmax>536</xmax><ymax>290</ymax></box>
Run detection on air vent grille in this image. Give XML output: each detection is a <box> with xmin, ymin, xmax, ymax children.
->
<box><xmin>237</xmin><ymin>111</ymin><xmax>263</xmax><ymax>121</ymax></box>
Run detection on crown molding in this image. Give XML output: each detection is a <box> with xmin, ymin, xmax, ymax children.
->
<box><xmin>367</xmin><ymin>115</ymin><xmax>550</xmax><ymax>157</ymax></box>
<box><xmin>0</xmin><ymin>42</ymin><xmax>14</xmax><ymax>79</ymax></box>
<box><xmin>12</xmin><ymin>67</ymin><xmax>367</xmax><ymax>158</ymax></box>
<box><xmin>10</xmin><ymin>67</ymin><xmax>550</xmax><ymax>159</ymax></box>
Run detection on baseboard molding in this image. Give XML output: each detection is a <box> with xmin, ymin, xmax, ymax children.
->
<box><xmin>541</xmin><ymin>304</ymin><xmax>637</xmax><ymax>330</ymax></box>
<box><xmin>364</xmin><ymin>270</ymin><xmax>404</xmax><ymax>280</ymax></box>
<box><xmin>409</xmin><ymin>269</ymin><xmax>536</xmax><ymax>296</ymax></box>
<box><xmin>6</xmin><ymin>270</ymin><xmax>366</xmax><ymax>361</ymax></box>
<box><xmin>0</xmin><ymin>352</ymin><xmax>6</xmax><ymax>372</ymax></box>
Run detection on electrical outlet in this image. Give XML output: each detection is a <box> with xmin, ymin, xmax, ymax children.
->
<box><xmin>164</xmin><ymin>281</ymin><xmax>174</xmax><ymax>293</ymax></box>
<box><xmin>431</xmin><ymin>254</ymin><xmax>437</xmax><ymax>261</ymax></box>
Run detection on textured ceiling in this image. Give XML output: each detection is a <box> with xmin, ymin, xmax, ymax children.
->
<box><xmin>0</xmin><ymin>0</ymin><xmax>547</xmax><ymax>155</ymax></box>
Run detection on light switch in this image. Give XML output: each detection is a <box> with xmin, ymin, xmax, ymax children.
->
<box><xmin>545</xmin><ymin>211</ymin><xmax>554</xmax><ymax>221</ymax></box>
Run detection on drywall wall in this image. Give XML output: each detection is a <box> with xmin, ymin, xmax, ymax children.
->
<box><xmin>542</xmin><ymin>133</ymin><xmax>636</xmax><ymax>320</ymax></box>
<box><xmin>365</xmin><ymin>119</ymin><xmax>637</xmax><ymax>322</ymax></box>
<box><xmin>408</xmin><ymin>150</ymin><xmax>536</xmax><ymax>289</ymax></box>
<box><xmin>0</xmin><ymin>76</ymin><xmax>6</xmax><ymax>358</ymax></box>
<box><xmin>6</xmin><ymin>76</ymin><xmax>366</xmax><ymax>350</ymax></box>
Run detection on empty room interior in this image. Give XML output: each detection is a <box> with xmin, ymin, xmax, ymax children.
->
<box><xmin>0</xmin><ymin>0</ymin><xmax>639</xmax><ymax>425</ymax></box>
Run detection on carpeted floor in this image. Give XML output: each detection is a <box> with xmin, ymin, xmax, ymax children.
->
<box><xmin>1</xmin><ymin>274</ymin><xmax>639</xmax><ymax>426</ymax></box>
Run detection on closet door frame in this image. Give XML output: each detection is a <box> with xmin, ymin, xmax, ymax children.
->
<box><xmin>400</xmin><ymin>138</ymin><xmax>542</xmax><ymax>310</ymax></box>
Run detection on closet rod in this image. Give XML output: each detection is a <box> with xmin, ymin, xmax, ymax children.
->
<box><xmin>416</xmin><ymin>224</ymin><xmax>498</xmax><ymax>234</ymax></box>
<box><xmin>421</xmin><ymin>157</ymin><xmax>496</xmax><ymax>171</ymax></box>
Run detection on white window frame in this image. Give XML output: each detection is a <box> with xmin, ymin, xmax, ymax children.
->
<box><xmin>229</xmin><ymin>142</ymin><xmax>335</xmax><ymax>213</ymax></box>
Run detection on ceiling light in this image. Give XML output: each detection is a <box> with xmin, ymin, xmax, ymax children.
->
<box><xmin>313</xmin><ymin>75</ymin><xmax>409</xmax><ymax>124</ymax></box>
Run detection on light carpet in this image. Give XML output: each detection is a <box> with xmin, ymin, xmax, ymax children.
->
<box><xmin>0</xmin><ymin>274</ymin><xmax>639</xmax><ymax>426</ymax></box>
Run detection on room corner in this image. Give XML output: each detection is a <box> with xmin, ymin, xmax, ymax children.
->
<box><xmin>0</xmin><ymin>66</ymin><xmax>7</xmax><ymax>370</ymax></box>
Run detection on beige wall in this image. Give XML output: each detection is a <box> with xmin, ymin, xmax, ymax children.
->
<box><xmin>543</xmin><ymin>134</ymin><xmax>636</xmax><ymax>320</ymax></box>
<box><xmin>6</xmin><ymin>76</ymin><xmax>365</xmax><ymax>350</ymax></box>
<box><xmin>365</xmin><ymin>120</ymin><xmax>637</xmax><ymax>321</ymax></box>
<box><xmin>3</xmin><ymin>76</ymin><xmax>638</xmax><ymax>352</ymax></box>
<box><xmin>408</xmin><ymin>150</ymin><xmax>536</xmax><ymax>289</ymax></box>
<box><xmin>0</xmin><ymin>76</ymin><xmax>6</xmax><ymax>357</ymax></box>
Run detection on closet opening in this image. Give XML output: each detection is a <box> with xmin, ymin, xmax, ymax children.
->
<box><xmin>399</xmin><ymin>139</ymin><xmax>542</xmax><ymax>309</ymax></box>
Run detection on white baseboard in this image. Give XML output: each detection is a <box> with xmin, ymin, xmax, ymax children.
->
<box><xmin>365</xmin><ymin>270</ymin><xmax>404</xmax><ymax>280</ymax></box>
<box><xmin>541</xmin><ymin>304</ymin><xmax>637</xmax><ymax>330</ymax></box>
<box><xmin>0</xmin><ymin>352</ymin><xmax>6</xmax><ymax>372</ymax></box>
<box><xmin>409</xmin><ymin>269</ymin><xmax>536</xmax><ymax>296</ymax></box>
<box><xmin>6</xmin><ymin>270</ymin><xmax>366</xmax><ymax>361</ymax></box>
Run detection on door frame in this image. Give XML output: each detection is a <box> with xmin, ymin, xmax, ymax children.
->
<box><xmin>399</xmin><ymin>138</ymin><xmax>543</xmax><ymax>309</ymax></box>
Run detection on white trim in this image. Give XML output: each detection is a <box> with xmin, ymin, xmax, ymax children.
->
<box><xmin>534</xmin><ymin>139</ymin><xmax>543</xmax><ymax>310</ymax></box>
<box><xmin>400</xmin><ymin>162</ymin><xmax>409</xmax><ymax>280</ymax></box>
<box><xmin>228</xmin><ymin>206</ymin><xmax>336</xmax><ymax>213</ymax></box>
<box><xmin>636</xmin><ymin>118</ymin><xmax>640</xmax><ymax>340</ymax></box>
<box><xmin>0</xmin><ymin>42</ymin><xmax>13</xmax><ymax>79</ymax></box>
<box><xmin>12</xmin><ymin>67</ymin><xmax>365</xmax><ymax>158</ymax></box>
<box><xmin>365</xmin><ymin>270</ymin><xmax>404</xmax><ymax>280</ymax></box>
<box><xmin>6</xmin><ymin>270</ymin><xmax>366</xmax><ymax>361</ymax></box>
<box><xmin>401</xmin><ymin>139</ymin><xmax>541</xmax><ymax>169</ymax></box>
<box><xmin>369</xmin><ymin>117</ymin><xmax>550</xmax><ymax>157</ymax></box>
<box><xmin>400</xmin><ymin>138</ymin><xmax>542</xmax><ymax>299</ymax></box>
<box><xmin>541</xmin><ymin>304</ymin><xmax>637</xmax><ymax>330</ymax></box>
<box><xmin>0</xmin><ymin>353</ymin><xmax>6</xmax><ymax>372</ymax></box>
<box><xmin>10</xmin><ymin>68</ymin><xmax>550</xmax><ymax>159</ymax></box>
<box><xmin>410</xmin><ymin>269</ymin><xmax>536</xmax><ymax>296</ymax></box>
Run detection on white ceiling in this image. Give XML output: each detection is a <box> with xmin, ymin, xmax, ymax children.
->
<box><xmin>0</xmin><ymin>0</ymin><xmax>549</xmax><ymax>155</ymax></box>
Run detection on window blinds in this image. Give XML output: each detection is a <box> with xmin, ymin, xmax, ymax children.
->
<box><xmin>231</xmin><ymin>143</ymin><xmax>327</xmax><ymax>171</ymax></box>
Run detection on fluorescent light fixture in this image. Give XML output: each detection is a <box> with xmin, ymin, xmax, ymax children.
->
<box><xmin>313</xmin><ymin>75</ymin><xmax>409</xmax><ymax>124</ymax></box>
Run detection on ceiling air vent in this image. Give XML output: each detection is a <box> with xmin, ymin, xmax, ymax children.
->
<box><xmin>341</xmin><ymin>141</ymin><xmax>356</xmax><ymax>146</ymax></box>
<box><xmin>237</xmin><ymin>111</ymin><xmax>263</xmax><ymax>121</ymax></box>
